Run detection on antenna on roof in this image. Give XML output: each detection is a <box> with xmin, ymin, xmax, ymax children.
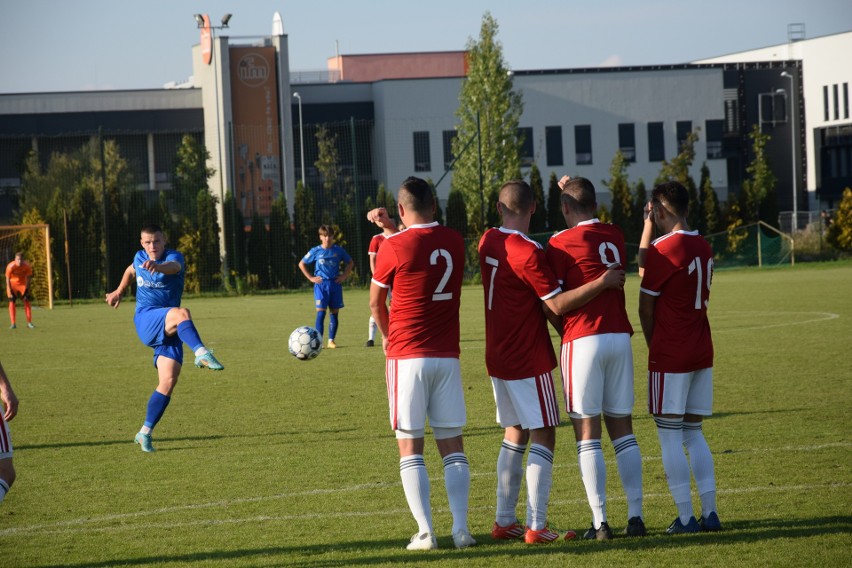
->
<box><xmin>788</xmin><ymin>23</ymin><xmax>805</xmax><ymax>43</ymax></box>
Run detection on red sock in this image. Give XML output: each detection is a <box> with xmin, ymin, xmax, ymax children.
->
<box><xmin>24</xmin><ymin>299</ymin><xmax>32</xmax><ymax>323</ymax></box>
<box><xmin>8</xmin><ymin>301</ymin><xmax>15</xmax><ymax>325</ymax></box>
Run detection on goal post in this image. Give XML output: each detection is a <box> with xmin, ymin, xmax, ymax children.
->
<box><xmin>0</xmin><ymin>223</ymin><xmax>54</xmax><ymax>309</ymax></box>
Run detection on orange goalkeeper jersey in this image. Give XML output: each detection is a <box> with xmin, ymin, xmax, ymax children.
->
<box><xmin>5</xmin><ymin>261</ymin><xmax>32</xmax><ymax>291</ymax></box>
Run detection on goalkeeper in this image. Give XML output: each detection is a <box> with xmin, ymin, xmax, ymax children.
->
<box><xmin>5</xmin><ymin>252</ymin><xmax>34</xmax><ymax>329</ymax></box>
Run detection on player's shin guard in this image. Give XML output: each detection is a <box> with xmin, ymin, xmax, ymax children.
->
<box><xmin>400</xmin><ymin>455</ymin><xmax>432</xmax><ymax>534</ymax></box>
<box><xmin>314</xmin><ymin>311</ymin><xmax>326</xmax><ymax>338</ymax></box>
<box><xmin>176</xmin><ymin>320</ymin><xmax>204</xmax><ymax>353</ymax></box>
<box><xmin>143</xmin><ymin>391</ymin><xmax>171</xmax><ymax>430</ymax></box>
<box><xmin>577</xmin><ymin>440</ymin><xmax>606</xmax><ymax>528</ymax></box>
<box><xmin>526</xmin><ymin>444</ymin><xmax>554</xmax><ymax>530</ymax></box>
<box><xmin>443</xmin><ymin>453</ymin><xmax>470</xmax><ymax>534</ymax></box>
<box><xmin>8</xmin><ymin>301</ymin><xmax>15</xmax><ymax>325</ymax></box>
<box><xmin>329</xmin><ymin>313</ymin><xmax>339</xmax><ymax>340</ymax></box>
<box><xmin>613</xmin><ymin>434</ymin><xmax>643</xmax><ymax>520</ymax></box>
<box><xmin>683</xmin><ymin>422</ymin><xmax>717</xmax><ymax>514</ymax></box>
<box><xmin>655</xmin><ymin>416</ymin><xmax>693</xmax><ymax>522</ymax></box>
<box><xmin>496</xmin><ymin>439</ymin><xmax>525</xmax><ymax>526</ymax></box>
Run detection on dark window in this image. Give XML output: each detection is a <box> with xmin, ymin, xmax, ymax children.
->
<box><xmin>759</xmin><ymin>92</ymin><xmax>788</xmax><ymax>125</ymax></box>
<box><xmin>648</xmin><ymin>122</ymin><xmax>665</xmax><ymax>162</ymax></box>
<box><xmin>724</xmin><ymin>99</ymin><xmax>738</xmax><ymax>134</ymax></box>
<box><xmin>574</xmin><ymin>125</ymin><xmax>592</xmax><ymax>165</ymax></box>
<box><xmin>618</xmin><ymin>123</ymin><xmax>635</xmax><ymax>162</ymax></box>
<box><xmin>834</xmin><ymin>84</ymin><xmax>840</xmax><ymax>120</ymax></box>
<box><xmin>844</xmin><ymin>83</ymin><xmax>849</xmax><ymax>119</ymax></box>
<box><xmin>705</xmin><ymin>119</ymin><xmax>724</xmax><ymax>160</ymax></box>
<box><xmin>413</xmin><ymin>131</ymin><xmax>430</xmax><ymax>172</ymax></box>
<box><xmin>676</xmin><ymin>121</ymin><xmax>692</xmax><ymax>152</ymax></box>
<box><xmin>442</xmin><ymin>130</ymin><xmax>457</xmax><ymax>170</ymax></box>
<box><xmin>518</xmin><ymin>127</ymin><xmax>534</xmax><ymax>167</ymax></box>
<box><xmin>545</xmin><ymin>126</ymin><xmax>563</xmax><ymax>166</ymax></box>
<box><xmin>824</xmin><ymin>85</ymin><xmax>830</xmax><ymax>121</ymax></box>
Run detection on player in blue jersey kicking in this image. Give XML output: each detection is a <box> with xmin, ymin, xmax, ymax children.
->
<box><xmin>298</xmin><ymin>225</ymin><xmax>354</xmax><ymax>349</ymax></box>
<box><xmin>106</xmin><ymin>224</ymin><xmax>223</xmax><ymax>453</ymax></box>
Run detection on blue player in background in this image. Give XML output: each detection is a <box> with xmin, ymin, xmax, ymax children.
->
<box><xmin>298</xmin><ymin>225</ymin><xmax>354</xmax><ymax>349</ymax></box>
<box><xmin>105</xmin><ymin>224</ymin><xmax>223</xmax><ymax>453</ymax></box>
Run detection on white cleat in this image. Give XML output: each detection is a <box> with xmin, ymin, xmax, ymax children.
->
<box><xmin>406</xmin><ymin>531</ymin><xmax>438</xmax><ymax>550</ymax></box>
<box><xmin>453</xmin><ymin>528</ymin><xmax>477</xmax><ymax>549</ymax></box>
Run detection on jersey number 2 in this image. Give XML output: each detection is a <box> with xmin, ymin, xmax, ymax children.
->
<box><xmin>430</xmin><ymin>249</ymin><xmax>454</xmax><ymax>301</ymax></box>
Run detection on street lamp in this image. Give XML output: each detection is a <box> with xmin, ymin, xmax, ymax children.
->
<box><xmin>293</xmin><ymin>92</ymin><xmax>306</xmax><ymax>188</ymax></box>
<box><xmin>781</xmin><ymin>71</ymin><xmax>797</xmax><ymax>233</ymax></box>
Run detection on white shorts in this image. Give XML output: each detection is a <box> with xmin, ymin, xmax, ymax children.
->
<box><xmin>0</xmin><ymin>415</ymin><xmax>11</xmax><ymax>459</ymax></box>
<box><xmin>648</xmin><ymin>367</ymin><xmax>713</xmax><ymax>416</ymax></box>
<box><xmin>386</xmin><ymin>357</ymin><xmax>466</xmax><ymax>432</ymax></box>
<box><xmin>491</xmin><ymin>371</ymin><xmax>561</xmax><ymax>430</ymax></box>
<box><xmin>560</xmin><ymin>333</ymin><xmax>634</xmax><ymax>418</ymax></box>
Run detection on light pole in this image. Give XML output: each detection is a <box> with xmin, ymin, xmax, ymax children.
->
<box><xmin>781</xmin><ymin>71</ymin><xmax>797</xmax><ymax>233</ymax></box>
<box><xmin>292</xmin><ymin>92</ymin><xmax>306</xmax><ymax>188</ymax></box>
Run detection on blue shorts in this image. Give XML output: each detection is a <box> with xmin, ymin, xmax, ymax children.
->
<box><xmin>134</xmin><ymin>306</ymin><xmax>184</xmax><ymax>367</ymax></box>
<box><xmin>314</xmin><ymin>280</ymin><xmax>344</xmax><ymax>310</ymax></box>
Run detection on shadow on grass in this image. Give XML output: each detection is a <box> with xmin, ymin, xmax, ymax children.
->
<box><xmin>32</xmin><ymin>515</ymin><xmax>852</xmax><ymax>568</ymax></box>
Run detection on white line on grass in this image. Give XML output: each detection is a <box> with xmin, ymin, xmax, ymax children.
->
<box><xmin>713</xmin><ymin>311</ymin><xmax>840</xmax><ymax>332</ymax></box>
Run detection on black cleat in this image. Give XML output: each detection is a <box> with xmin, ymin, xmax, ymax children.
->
<box><xmin>624</xmin><ymin>516</ymin><xmax>647</xmax><ymax>537</ymax></box>
<box><xmin>583</xmin><ymin>521</ymin><xmax>612</xmax><ymax>540</ymax></box>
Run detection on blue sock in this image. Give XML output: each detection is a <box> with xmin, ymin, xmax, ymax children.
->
<box><xmin>329</xmin><ymin>313</ymin><xmax>339</xmax><ymax>340</ymax></box>
<box><xmin>177</xmin><ymin>320</ymin><xmax>204</xmax><ymax>352</ymax></box>
<box><xmin>143</xmin><ymin>391</ymin><xmax>171</xmax><ymax>429</ymax></box>
<box><xmin>315</xmin><ymin>311</ymin><xmax>326</xmax><ymax>337</ymax></box>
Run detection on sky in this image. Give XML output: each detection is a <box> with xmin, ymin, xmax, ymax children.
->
<box><xmin>1</xmin><ymin>0</ymin><xmax>850</xmax><ymax>94</ymax></box>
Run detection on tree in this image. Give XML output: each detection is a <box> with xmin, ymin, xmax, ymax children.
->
<box><xmin>246</xmin><ymin>214</ymin><xmax>270</xmax><ymax>289</ymax></box>
<box><xmin>656</xmin><ymin>130</ymin><xmax>701</xmax><ymax>229</ymax></box>
<box><xmin>605</xmin><ymin>150</ymin><xmax>635</xmax><ymax>242</ymax></box>
<box><xmin>223</xmin><ymin>192</ymin><xmax>246</xmax><ymax>285</ymax></box>
<box><xmin>293</xmin><ymin>180</ymin><xmax>316</xmax><ymax>263</ymax></box>
<box><xmin>445</xmin><ymin>188</ymin><xmax>469</xmax><ymax>237</ymax></box>
<box><xmin>739</xmin><ymin>124</ymin><xmax>777</xmax><ymax>225</ymax></box>
<box><xmin>314</xmin><ymin>125</ymin><xmax>340</xmax><ymax>217</ymax></box>
<box><xmin>450</xmin><ymin>12</ymin><xmax>523</xmax><ymax>235</ymax></box>
<box><xmin>826</xmin><ymin>187</ymin><xmax>852</xmax><ymax>250</ymax></box>
<box><xmin>547</xmin><ymin>172</ymin><xmax>566</xmax><ymax>231</ymax></box>
<box><xmin>700</xmin><ymin>164</ymin><xmax>723</xmax><ymax>235</ymax></box>
<box><xmin>195</xmin><ymin>188</ymin><xmax>221</xmax><ymax>291</ymax></box>
<box><xmin>174</xmin><ymin>134</ymin><xmax>215</xmax><ymax>221</ymax></box>
<box><xmin>425</xmin><ymin>178</ymin><xmax>444</xmax><ymax>226</ymax></box>
<box><xmin>528</xmin><ymin>163</ymin><xmax>547</xmax><ymax>233</ymax></box>
<box><xmin>268</xmin><ymin>192</ymin><xmax>295</xmax><ymax>288</ymax></box>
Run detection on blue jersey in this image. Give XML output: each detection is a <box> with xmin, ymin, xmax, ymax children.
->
<box><xmin>302</xmin><ymin>244</ymin><xmax>351</xmax><ymax>280</ymax></box>
<box><xmin>133</xmin><ymin>249</ymin><xmax>185</xmax><ymax>311</ymax></box>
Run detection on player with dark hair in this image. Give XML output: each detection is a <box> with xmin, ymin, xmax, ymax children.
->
<box><xmin>638</xmin><ymin>180</ymin><xmax>721</xmax><ymax>534</ymax></box>
<box><xmin>546</xmin><ymin>176</ymin><xmax>646</xmax><ymax>540</ymax></box>
<box><xmin>0</xmin><ymin>360</ymin><xmax>19</xmax><ymax>504</ymax></box>
<box><xmin>368</xmin><ymin>176</ymin><xmax>475</xmax><ymax>551</ymax></box>
<box><xmin>366</xmin><ymin>214</ymin><xmax>399</xmax><ymax>347</ymax></box>
<box><xmin>481</xmin><ymin>179</ymin><xmax>625</xmax><ymax>544</ymax></box>
<box><xmin>6</xmin><ymin>252</ymin><xmax>34</xmax><ymax>329</ymax></box>
<box><xmin>299</xmin><ymin>225</ymin><xmax>354</xmax><ymax>349</ymax></box>
<box><xmin>105</xmin><ymin>224</ymin><xmax>224</xmax><ymax>453</ymax></box>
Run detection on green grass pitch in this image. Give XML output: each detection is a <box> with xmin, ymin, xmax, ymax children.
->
<box><xmin>1</xmin><ymin>262</ymin><xmax>850</xmax><ymax>567</ymax></box>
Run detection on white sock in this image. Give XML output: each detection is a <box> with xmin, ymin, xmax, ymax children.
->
<box><xmin>655</xmin><ymin>417</ymin><xmax>693</xmax><ymax>523</ymax></box>
<box><xmin>613</xmin><ymin>434</ymin><xmax>643</xmax><ymax>520</ymax></box>
<box><xmin>194</xmin><ymin>347</ymin><xmax>209</xmax><ymax>356</ymax></box>
<box><xmin>140</xmin><ymin>425</ymin><xmax>152</xmax><ymax>435</ymax></box>
<box><xmin>0</xmin><ymin>479</ymin><xmax>8</xmax><ymax>503</ymax></box>
<box><xmin>526</xmin><ymin>444</ymin><xmax>554</xmax><ymax>530</ymax></box>
<box><xmin>400</xmin><ymin>455</ymin><xmax>432</xmax><ymax>534</ymax></box>
<box><xmin>683</xmin><ymin>422</ymin><xmax>717</xmax><ymax>516</ymax></box>
<box><xmin>443</xmin><ymin>453</ymin><xmax>470</xmax><ymax>534</ymax></box>
<box><xmin>496</xmin><ymin>439</ymin><xmax>525</xmax><ymax>526</ymax></box>
<box><xmin>368</xmin><ymin>316</ymin><xmax>377</xmax><ymax>341</ymax></box>
<box><xmin>577</xmin><ymin>439</ymin><xmax>606</xmax><ymax>528</ymax></box>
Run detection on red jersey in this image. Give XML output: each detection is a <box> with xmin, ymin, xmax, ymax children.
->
<box><xmin>546</xmin><ymin>220</ymin><xmax>633</xmax><ymax>343</ymax></box>
<box><xmin>640</xmin><ymin>230</ymin><xmax>714</xmax><ymax>373</ymax></box>
<box><xmin>368</xmin><ymin>233</ymin><xmax>386</xmax><ymax>256</ymax></box>
<box><xmin>372</xmin><ymin>222</ymin><xmax>465</xmax><ymax>359</ymax></box>
<box><xmin>478</xmin><ymin>227</ymin><xmax>561</xmax><ymax>380</ymax></box>
<box><xmin>5</xmin><ymin>261</ymin><xmax>32</xmax><ymax>289</ymax></box>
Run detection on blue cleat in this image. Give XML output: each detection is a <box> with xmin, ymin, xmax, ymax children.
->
<box><xmin>699</xmin><ymin>511</ymin><xmax>722</xmax><ymax>532</ymax></box>
<box><xmin>666</xmin><ymin>516</ymin><xmax>701</xmax><ymax>534</ymax></box>
<box><xmin>135</xmin><ymin>432</ymin><xmax>155</xmax><ymax>452</ymax></box>
<box><xmin>194</xmin><ymin>351</ymin><xmax>224</xmax><ymax>371</ymax></box>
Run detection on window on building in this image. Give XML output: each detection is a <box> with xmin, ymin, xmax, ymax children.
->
<box><xmin>705</xmin><ymin>119</ymin><xmax>724</xmax><ymax>160</ymax></box>
<box><xmin>724</xmin><ymin>99</ymin><xmax>738</xmax><ymax>134</ymax></box>
<box><xmin>618</xmin><ymin>123</ymin><xmax>636</xmax><ymax>162</ymax></box>
<box><xmin>413</xmin><ymin>131</ymin><xmax>430</xmax><ymax>172</ymax></box>
<box><xmin>442</xmin><ymin>130</ymin><xmax>457</xmax><ymax>170</ymax></box>
<box><xmin>824</xmin><ymin>85</ymin><xmax>830</xmax><ymax>121</ymax></box>
<box><xmin>834</xmin><ymin>84</ymin><xmax>840</xmax><ymax>120</ymax></box>
<box><xmin>759</xmin><ymin>92</ymin><xmax>788</xmax><ymax>125</ymax></box>
<box><xmin>545</xmin><ymin>126</ymin><xmax>563</xmax><ymax>166</ymax></box>
<box><xmin>648</xmin><ymin>122</ymin><xmax>665</xmax><ymax>162</ymax></box>
<box><xmin>575</xmin><ymin>125</ymin><xmax>592</xmax><ymax>165</ymax></box>
<box><xmin>518</xmin><ymin>127</ymin><xmax>534</xmax><ymax>167</ymax></box>
<box><xmin>676</xmin><ymin>121</ymin><xmax>692</xmax><ymax>152</ymax></box>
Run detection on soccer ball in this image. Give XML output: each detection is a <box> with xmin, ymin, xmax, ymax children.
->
<box><xmin>288</xmin><ymin>326</ymin><xmax>322</xmax><ymax>360</ymax></box>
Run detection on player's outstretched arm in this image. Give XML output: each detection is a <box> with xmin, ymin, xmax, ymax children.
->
<box><xmin>105</xmin><ymin>264</ymin><xmax>136</xmax><ymax>308</ymax></box>
<box><xmin>638</xmin><ymin>201</ymin><xmax>655</xmax><ymax>279</ymax></box>
<box><xmin>0</xmin><ymin>361</ymin><xmax>19</xmax><ymax>422</ymax></box>
<box><xmin>366</xmin><ymin>207</ymin><xmax>398</xmax><ymax>232</ymax></box>
<box><xmin>545</xmin><ymin>264</ymin><xmax>625</xmax><ymax>315</ymax></box>
<box><xmin>638</xmin><ymin>293</ymin><xmax>656</xmax><ymax>347</ymax></box>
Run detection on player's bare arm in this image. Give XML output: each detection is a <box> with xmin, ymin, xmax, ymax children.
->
<box><xmin>336</xmin><ymin>259</ymin><xmax>354</xmax><ymax>284</ymax></box>
<box><xmin>298</xmin><ymin>260</ymin><xmax>322</xmax><ymax>284</ymax></box>
<box><xmin>105</xmin><ymin>264</ymin><xmax>137</xmax><ymax>308</ymax></box>
<box><xmin>638</xmin><ymin>293</ymin><xmax>656</xmax><ymax>347</ymax></box>
<box><xmin>545</xmin><ymin>264</ymin><xmax>625</xmax><ymax>315</ymax></box>
<box><xmin>0</xmin><ymin>362</ymin><xmax>19</xmax><ymax>422</ymax></box>
<box><xmin>141</xmin><ymin>259</ymin><xmax>180</xmax><ymax>274</ymax></box>
<box><xmin>637</xmin><ymin>201</ymin><xmax>655</xmax><ymax>278</ymax></box>
<box><xmin>368</xmin><ymin>283</ymin><xmax>390</xmax><ymax>352</ymax></box>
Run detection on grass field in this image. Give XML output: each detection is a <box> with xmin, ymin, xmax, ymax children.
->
<box><xmin>1</xmin><ymin>262</ymin><xmax>851</xmax><ymax>567</ymax></box>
